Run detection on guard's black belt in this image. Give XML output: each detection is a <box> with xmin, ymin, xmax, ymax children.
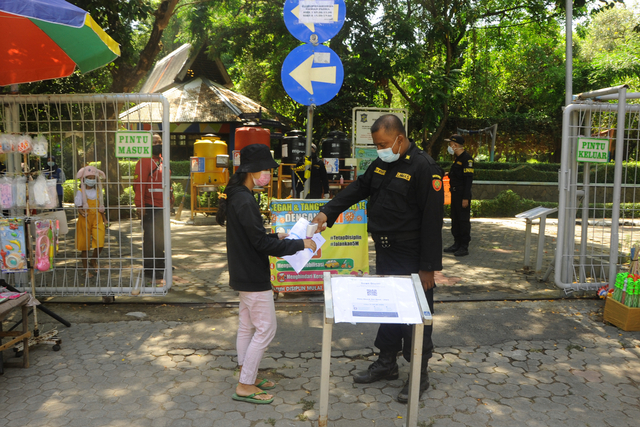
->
<box><xmin>371</xmin><ymin>231</ymin><xmax>419</xmax><ymax>244</ymax></box>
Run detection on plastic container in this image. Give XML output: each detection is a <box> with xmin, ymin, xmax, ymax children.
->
<box><xmin>193</xmin><ymin>137</ymin><xmax>228</xmax><ymax>185</ymax></box>
<box><xmin>281</xmin><ymin>130</ymin><xmax>306</xmax><ymax>175</ymax></box>
<box><xmin>235</xmin><ymin>125</ymin><xmax>270</xmax><ymax>152</ymax></box>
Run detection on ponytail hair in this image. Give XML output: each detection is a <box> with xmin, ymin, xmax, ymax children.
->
<box><xmin>216</xmin><ymin>172</ymin><xmax>247</xmax><ymax>226</ymax></box>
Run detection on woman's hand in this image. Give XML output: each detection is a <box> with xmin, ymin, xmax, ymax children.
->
<box><xmin>303</xmin><ymin>239</ymin><xmax>317</xmax><ymax>252</ymax></box>
<box><xmin>277</xmin><ymin>233</ymin><xmax>289</xmax><ymax>240</ymax></box>
<box><xmin>79</xmin><ymin>209</ymin><xmax>87</xmax><ymax>217</ymax></box>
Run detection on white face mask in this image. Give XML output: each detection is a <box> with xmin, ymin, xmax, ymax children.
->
<box><xmin>85</xmin><ymin>178</ymin><xmax>97</xmax><ymax>187</ymax></box>
<box><xmin>252</xmin><ymin>171</ymin><xmax>271</xmax><ymax>187</ymax></box>
<box><xmin>448</xmin><ymin>145</ymin><xmax>455</xmax><ymax>155</ymax></box>
<box><xmin>377</xmin><ymin>135</ymin><xmax>401</xmax><ymax>163</ymax></box>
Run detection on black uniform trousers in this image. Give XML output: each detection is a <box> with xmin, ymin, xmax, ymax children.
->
<box><xmin>450</xmin><ymin>191</ymin><xmax>471</xmax><ymax>246</ymax></box>
<box><xmin>373</xmin><ymin>237</ymin><xmax>434</xmax><ymax>365</ymax></box>
<box><xmin>142</xmin><ymin>207</ymin><xmax>166</xmax><ymax>278</ymax></box>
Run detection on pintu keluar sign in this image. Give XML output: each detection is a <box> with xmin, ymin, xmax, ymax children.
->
<box><xmin>577</xmin><ymin>137</ymin><xmax>610</xmax><ymax>163</ymax></box>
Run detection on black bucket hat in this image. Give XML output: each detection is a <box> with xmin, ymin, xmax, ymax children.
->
<box><xmin>237</xmin><ymin>144</ymin><xmax>278</xmax><ymax>173</ymax></box>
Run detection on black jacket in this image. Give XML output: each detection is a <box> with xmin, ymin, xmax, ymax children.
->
<box><xmin>319</xmin><ymin>141</ymin><xmax>444</xmax><ymax>272</ymax></box>
<box><xmin>449</xmin><ymin>150</ymin><xmax>474</xmax><ymax>200</ymax></box>
<box><xmin>226</xmin><ymin>185</ymin><xmax>304</xmax><ymax>291</ymax></box>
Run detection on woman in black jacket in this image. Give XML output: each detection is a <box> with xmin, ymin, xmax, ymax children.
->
<box><xmin>217</xmin><ymin>144</ymin><xmax>316</xmax><ymax>404</ymax></box>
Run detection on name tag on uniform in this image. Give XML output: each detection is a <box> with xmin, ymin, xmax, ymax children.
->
<box><xmin>374</xmin><ymin>167</ymin><xmax>386</xmax><ymax>175</ymax></box>
<box><xmin>396</xmin><ymin>172</ymin><xmax>411</xmax><ymax>181</ymax></box>
<box><xmin>464</xmin><ymin>168</ymin><xmax>474</xmax><ymax>173</ymax></box>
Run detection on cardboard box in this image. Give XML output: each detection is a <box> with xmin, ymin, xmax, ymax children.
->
<box><xmin>603</xmin><ymin>297</ymin><xmax>640</xmax><ymax>331</ymax></box>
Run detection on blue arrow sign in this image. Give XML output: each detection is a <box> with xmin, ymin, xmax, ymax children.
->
<box><xmin>281</xmin><ymin>44</ymin><xmax>344</xmax><ymax>106</ymax></box>
<box><xmin>283</xmin><ymin>0</ymin><xmax>346</xmax><ymax>44</ymax></box>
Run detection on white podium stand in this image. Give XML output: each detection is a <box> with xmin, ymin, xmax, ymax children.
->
<box><xmin>318</xmin><ymin>272</ymin><xmax>433</xmax><ymax>427</ymax></box>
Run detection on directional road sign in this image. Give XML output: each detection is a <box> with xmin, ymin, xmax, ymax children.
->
<box><xmin>281</xmin><ymin>44</ymin><xmax>344</xmax><ymax>106</ymax></box>
<box><xmin>283</xmin><ymin>0</ymin><xmax>346</xmax><ymax>44</ymax></box>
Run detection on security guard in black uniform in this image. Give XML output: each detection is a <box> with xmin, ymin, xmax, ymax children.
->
<box><xmin>312</xmin><ymin>114</ymin><xmax>444</xmax><ymax>403</ymax></box>
<box><xmin>443</xmin><ymin>134</ymin><xmax>474</xmax><ymax>257</ymax></box>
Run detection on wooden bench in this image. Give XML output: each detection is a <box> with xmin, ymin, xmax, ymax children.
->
<box><xmin>0</xmin><ymin>293</ymin><xmax>31</xmax><ymax>374</ymax></box>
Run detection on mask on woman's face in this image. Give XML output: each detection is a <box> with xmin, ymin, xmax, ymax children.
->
<box><xmin>152</xmin><ymin>144</ymin><xmax>162</xmax><ymax>156</ymax></box>
<box><xmin>252</xmin><ymin>171</ymin><xmax>271</xmax><ymax>187</ymax></box>
<box><xmin>47</xmin><ymin>162</ymin><xmax>55</xmax><ymax>167</ymax></box>
<box><xmin>447</xmin><ymin>145</ymin><xmax>455</xmax><ymax>155</ymax></box>
<box><xmin>84</xmin><ymin>178</ymin><xmax>97</xmax><ymax>187</ymax></box>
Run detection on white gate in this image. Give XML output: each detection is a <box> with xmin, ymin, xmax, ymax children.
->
<box><xmin>0</xmin><ymin>94</ymin><xmax>172</xmax><ymax>296</ymax></box>
<box><xmin>556</xmin><ymin>86</ymin><xmax>640</xmax><ymax>291</ymax></box>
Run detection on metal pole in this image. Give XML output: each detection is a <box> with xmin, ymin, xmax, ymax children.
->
<box><xmin>161</xmin><ymin>97</ymin><xmax>173</xmax><ymax>287</ymax></box>
<box><xmin>319</xmin><ymin>272</ymin><xmax>334</xmax><ymax>427</ymax></box>
<box><xmin>303</xmin><ymin>104</ymin><xmax>314</xmax><ymax>198</ymax></box>
<box><xmin>565</xmin><ymin>0</ymin><xmax>573</xmax><ymax>106</ymax></box>
<box><xmin>405</xmin><ymin>323</ymin><xmax>424</xmax><ymax>427</ymax></box>
<box><xmin>536</xmin><ymin>216</ymin><xmax>547</xmax><ymax>272</ymax></box>
<box><xmin>608</xmin><ymin>87</ymin><xmax>627</xmax><ymax>287</ymax></box>
<box><xmin>524</xmin><ymin>220</ymin><xmax>532</xmax><ymax>269</ymax></box>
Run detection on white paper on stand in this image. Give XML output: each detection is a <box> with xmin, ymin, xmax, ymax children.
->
<box><xmin>331</xmin><ymin>276</ymin><xmax>423</xmax><ymax>324</ymax></box>
<box><xmin>282</xmin><ymin>218</ymin><xmax>325</xmax><ymax>273</ymax></box>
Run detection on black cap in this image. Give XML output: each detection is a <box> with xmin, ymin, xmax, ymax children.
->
<box><xmin>237</xmin><ymin>144</ymin><xmax>278</xmax><ymax>173</ymax></box>
<box><xmin>444</xmin><ymin>134</ymin><xmax>464</xmax><ymax>145</ymax></box>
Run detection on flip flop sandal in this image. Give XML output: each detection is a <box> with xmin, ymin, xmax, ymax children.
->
<box><xmin>256</xmin><ymin>379</ymin><xmax>276</xmax><ymax>390</ymax></box>
<box><xmin>232</xmin><ymin>391</ymin><xmax>274</xmax><ymax>404</ymax></box>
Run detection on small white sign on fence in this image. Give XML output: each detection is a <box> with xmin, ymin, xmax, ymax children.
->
<box><xmin>115</xmin><ymin>131</ymin><xmax>153</xmax><ymax>158</ymax></box>
<box><xmin>576</xmin><ymin>137</ymin><xmax>610</xmax><ymax>163</ymax></box>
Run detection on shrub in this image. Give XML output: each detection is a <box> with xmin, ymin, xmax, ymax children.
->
<box><xmin>443</xmin><ymin>190</ymin><xmax>559</xmax><ymax>218</ymax></box>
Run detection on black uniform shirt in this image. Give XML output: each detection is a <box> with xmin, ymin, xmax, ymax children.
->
<box><xmin>449</xmin><ymin>150</ymin><xmax>474</xmax><ymax>200</ymax></box>
<box><xmin>319</xmin><ymin>141</ymin><xmax>444</xmax><ymax>272</ymax></box>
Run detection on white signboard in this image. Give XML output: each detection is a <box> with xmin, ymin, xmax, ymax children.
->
<box><xmin>299</xmin><ymin>1</ymin><xmax>336</xmax><ymax>23</ymax></box>
<box><xmin>577</xmin><ymin>137</ymin><xmax>610</xmax><ymax>163</ymax></box>
<box><xmin>331</xmin><ymin>276</ymin><xmax>422</xmax><ymax>324</ymax></box>
<box><xmin>115</xmin><ymin>131</ymin><xmax>153</xmax><ymax>158</ymax></box>
<box><xmin>353</xmin><ymin>108</ymin><xmax>407</xmax><ymax>146</ymax></box>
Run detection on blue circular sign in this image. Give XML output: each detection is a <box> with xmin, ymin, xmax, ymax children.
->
<box><xmin>281</xmin><ymin>44</ymin><xmax>344</xmax><ymax>106</ymax></box>
<box><xmin>283</xmin><ymin>0</ymin><xmax>346</xmax><ymax>44</ymax></box>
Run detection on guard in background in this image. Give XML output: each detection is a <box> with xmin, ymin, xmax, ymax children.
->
<box><xmin>294</xmin><ymin>143</ymin><xmax>330</xmax><ymax>199</ymax></box>
<box><xmin>444</xmin><ymin>134</ymin><xmax>474</xmax><ymax>257</ymax></box>
<box><xmin>134</xmin><ymin>133</ymin><xmax>174</xmax><ymax>284</ymax></box>
<box><xmin>312</xmin><ymin>114</ymin><xmax>444</xmax><ymax>403</ymax></box>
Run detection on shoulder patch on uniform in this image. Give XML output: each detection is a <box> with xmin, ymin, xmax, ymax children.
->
<box><xmin>433</xmin><ymin>179</ymin><xmax>442</xmax><ymax>192</ymax></box>
<box><xmin>464</xmin><ymin>168</ymin><xmax>474</xmax><ymax>174</ymax></box>
<box><xmin>468</xmin><ymin>160</ymin><xmax>474</xmax><ymax>167</ymax></box>
<box><xmin>374</xmin><ymin>167</ymin><xmax>386</xmax><ymax>175</ymax></box>
<box><xmin>432</xmin><ymin>174</ymin><xmax>441</xmax><ymax>180</ymax></box>
<box><xmin>396</xmin><ymin>172</ymin><xmax>411</xmax><ymax>181</ymax></box>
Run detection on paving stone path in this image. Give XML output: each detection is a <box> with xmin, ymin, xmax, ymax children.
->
<box><xmin>1</xmin><ymin>310</ymin><xmax>638</xmax><ymax>427</ymax></box>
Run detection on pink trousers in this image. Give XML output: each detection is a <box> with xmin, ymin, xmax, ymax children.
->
<box><xmin>237</xmin><ymin>290</ymin><xmax>277</xmax><ymax>385</ymax></box>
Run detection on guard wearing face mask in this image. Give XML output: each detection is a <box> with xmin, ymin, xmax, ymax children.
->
<box><xmin>443</xmin><ymin>134</ymin><xmax>474</xmax><ymax>257</ymax></box>
<box><xmin>134</xmin><ymin>133</ymin><xmax>174</xmax><ymax>283</ymax></box>
<box><xmin>311</xmin><ymin>114</ymin><xmax>444</xmax><ymax>403</ymax></box>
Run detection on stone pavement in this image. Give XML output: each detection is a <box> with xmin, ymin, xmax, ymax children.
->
<box><xmin>1</xmin><ymin>216</ymin><xmax>639</xmax><ymax>426</ymax></box>
<box><xmin>1</xmin><ymin>300</ymin><xmax>639</xmax><ymax>427</ymax></box>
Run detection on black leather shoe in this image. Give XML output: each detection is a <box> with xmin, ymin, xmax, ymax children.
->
<box><xmin>353</xmin><ymin>355</ymin><xmax>399</xmax><ymax>384</ymax></box>
<box><xmin>397</xmin><ymin>371</ymin><xmax>430</xmax><ymax>403</ymax></box>
<box><xmin>443</xmin><ymin>243</ymin><xmax>460</xmax><ymax>253</ymax></box>
<box><xmin>454</xmin><ymin>246</ymin><xmax>469</xmax><ymax>257</ymax></box>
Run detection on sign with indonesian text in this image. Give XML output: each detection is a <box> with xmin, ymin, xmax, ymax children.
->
<box><xmin>577</xmin><ymin>137</ymin><xmax>610</xmax><ymax>163</ymax></box>
<box><xmin>269</xmin><ymin>199</ymin><xmax>369</xmax><ymax>292</ymax></box>
<box><xmin>115</xmin><ymin>131</ymin><xmax>153</xmax><ymax>158</ymax></box>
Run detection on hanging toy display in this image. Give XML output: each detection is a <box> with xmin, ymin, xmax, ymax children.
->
<box><xmin>32</xmin><ymin>135</ymin><xmax>48</xmax><ymax>157</ymax></box>
<box><xmin>17</xmin><ymin>134</ymin><xmax>33</xmax><ymax>154</ymax></box>
<box><xmin>35</xmin><ymin>220</ymin><xmax>54</xmax><ymax>272</ymax></box>
<box><xmin>0</xmin><ymin>218</ymin><xmax>28</xmax><ymax>273</ymax></box>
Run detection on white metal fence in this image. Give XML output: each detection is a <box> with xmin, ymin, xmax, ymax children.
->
<box><xmin>0</xmin><ymin>94</ymin><xmax>172</xmax><ymax>296</ymax></box>
<box><xmin>556</xmin><ymin>86</ymin><xmax>640</xmax><ymax>291</ymax></box>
